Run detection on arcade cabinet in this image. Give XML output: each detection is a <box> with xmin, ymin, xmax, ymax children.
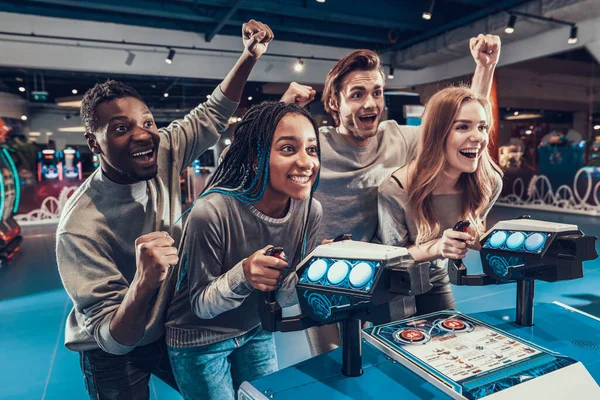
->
<box><xmin>240</xmin><ymin>219</ymin><xmax>600</xmax><ymax>399</ymax></box>
<box><xmin>37</xmin><ymin>149</ymin><xmax>59</xmax><ymax>181</ymax></box>
<box><xmin>58</xmin><ymin>148</ymin><xmax>83</xmax><ymax>181</ymax></box>
<box><xmin>0</xmin><ymin>146</ymin><xmax>22</xmax><ymax>259</ymax></box>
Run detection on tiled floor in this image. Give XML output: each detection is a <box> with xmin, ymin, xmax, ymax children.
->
<box><xmin>1</xmin><ymin>206</ymin><xmax>599</xmax><ymax>399</ymax></box>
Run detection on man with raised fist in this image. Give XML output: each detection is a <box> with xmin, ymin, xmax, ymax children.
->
<box><xmin>56</xmin><ymin>19</ymin><xmax>274</xmax><ymax>400</ymax></box>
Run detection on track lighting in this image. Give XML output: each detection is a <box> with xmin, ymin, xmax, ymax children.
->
<box><xmin>294</xmin><ymin>59</ymin><xmax>304</xmax><ymax>73</ymax></box>
<box><xmin>505</xmin><ymin>15</ymin><xmax>516</xmax><ymax>34</ymax></box>
<box><xmin>125</xmin><ymin>51</ymin><xmax>136</xmax><ymax>66</ymax></box>
<box><xmin>165</xmin><ymin>49</ymin><xmax>175</xmax><ymax>64</ymax></box>
<box><xmin>568</xmin><ymin>25</ymin><xmax>578</xmax><ymax>44</ymax></box>
<box><xmin>422</xmin><ymin>0</ymin><xmax>435</xmax><ymax>20</ymax></box>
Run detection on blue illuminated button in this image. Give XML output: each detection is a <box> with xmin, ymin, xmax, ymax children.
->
<box><xmin>327</xmin><ymin>261</ymin><xmax>350</xmax><ymax>285</ymax></box>
<box><xmin>307</xmin><ymin>259</ymin><xmax>328</xmax><ymax>282</ymax></box>
<box><xmin>506</xmin><ymin>232</ymin><xmax>526</xmax><ymax>250</ymax></box>
<box><xmin>489</xmin><ymin>231</ymin><xmax>508</xmax><ymax>248</ymax></box>
<box><xmin>525</xmin><ymin>233</ymin><xmax>546</xmax><ymax>252</ymax></box>
<box><xmin>349</xmin><ymin>262</ymin><xmax>374</xmax><ymax>288</ymax></box>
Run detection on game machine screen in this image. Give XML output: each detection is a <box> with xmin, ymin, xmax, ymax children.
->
<box><xmin>37</xmin><ymin>149</ymin><xmax>59</xmax><ymax>181</ymax></box>
<box><xmin>59</xmin><ymin>148</ymin><xmax>82</xmax><ymax>181</ymax></box>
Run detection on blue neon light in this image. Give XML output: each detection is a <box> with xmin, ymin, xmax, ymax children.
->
<box><xmin>349</xmin><ymin>262</ymin><xmax>374</xmax><ymax>288</ymax></box>
<box><xmin>483</xmin><ymin>230</ymin><xmax>549</xmax><ymax>254</ymax></box>
<box><xmin>1</xmin><ymin>149</ymin><xmax>19</xmax><ymax>213</ymax></box>
<box><xmin>488</xmin><ymin>231</ymin><xmax>508</xmax><ymax>248</ymax></box>
<box><xmin>506</xmin><ymin>232</ymin><xmax>526</xmax><ymax>249</ymax></box>
<box><xmin>307</xmin><ymin>259</ymin><xmax>327</xmax><ymax>282</ymax></box>
<box><xmin>327</xmin><ymin>260</ymin><xmax>349</xmax><ymax>284</ymax></box>
<box><xmin>525</xmin><ymin>233</ymin><xmax>546</xmax><ymax>252</ymax></box>
<box><xmin>0</xmin><ymin>155</ymin><xmax>5</xmax><ymax>216</ymax></box>
<box><xmin>299</xmin><ymin>258</ymin><xmax>381</xmax><ymax>293</ymax></box>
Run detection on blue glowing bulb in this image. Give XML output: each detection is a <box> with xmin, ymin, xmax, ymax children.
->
<box><xmin>506</xmin><ymin>232</ymin><xmax>526</xmax><ymax>250</ymax></box>
<box><xmin>307</xmin><ymin>259</ymin><xmax>328</xmax><ymax>282</ymax></box>
<box><xmin>489</xmin><ymin>231</ymin><xmax>508</xmax><ymax>248</ymax></box>
<box><xmin>525</xmin><ymin>233</ymin><xmax>546</xmax><ymax>252</ymax></box>
<box><xmin>349</xmin><ymin>262</ymin><xmax>374</xmax><ymax>288</ymax></box>
<box><xmin>327</xmin><ymin>260</ymin><xmax>349</xmax><ymax>285</ymax></box>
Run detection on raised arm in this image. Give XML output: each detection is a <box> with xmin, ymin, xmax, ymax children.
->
<box><xmin>220</xmin><ymin>19</ymin><xmax>273</xmax><ymax>102</ymax></box>
<box><xmin>164</xmin><ymin>20</ymin><xmax>274</xmax><ymax>173</ymax></box>
<box><xmin>469</xmin><ymin>34</ymin><xmax>501</xmax><ymax>99</ymax></box>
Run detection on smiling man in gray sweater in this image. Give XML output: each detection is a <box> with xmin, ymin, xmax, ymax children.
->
<box><xmin>56</xmin><ymin>20</ymin><xmax>274</xmax><ymax>400</ymax></box>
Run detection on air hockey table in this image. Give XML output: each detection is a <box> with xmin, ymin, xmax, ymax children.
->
<box><xmin>241</xmin><ymin>303</ymin><xmax>600</xmax><ymax>399</ymax></box>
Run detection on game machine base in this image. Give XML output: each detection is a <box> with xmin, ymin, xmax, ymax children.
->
<box><xmin>239</xmin><ymin>219</ymin><xmax>600</xmax><ymax>399</ymax></box>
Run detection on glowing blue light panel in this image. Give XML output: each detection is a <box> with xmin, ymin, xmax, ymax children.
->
<box><xmin>299</xmin><ymin>258</ymin><xmax>381</xmax><ymax>292</ymax></box>
<box><xmin>488</xmin><ymin>231</ymin><xmax>507</xmax><ymax>248</ymax></box>
<box><xmin>525</xmin><ymin>233</ymin><xmax>546</xmax><ymax>251</ymax></box>
<box><xmin>483</xmin><ymin>230</ymin><xmax>550</xmax><ymax>254</ymax></box>
<box><xmin>506</xmin><ymin>232</ymin><xmax>526</xmax><ymax>249</ymax></box>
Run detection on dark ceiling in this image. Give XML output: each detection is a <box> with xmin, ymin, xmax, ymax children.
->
<box><xmin>0</xmin><ymin>0</ymin><xmax>529</xmax><ymax>51</ymax></box>
<box><xmin>0</xmin><ymin>0</ymin><xmax>540</xmax><ymax>115</ymax></box>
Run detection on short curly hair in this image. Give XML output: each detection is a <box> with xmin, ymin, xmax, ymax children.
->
<box><xmin>80</xmin><ymin>80</ymin><xmax>144</xmax><ymax>133</ymax></box>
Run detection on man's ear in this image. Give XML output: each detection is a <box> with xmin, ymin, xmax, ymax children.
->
<box><xmin>85</xmin><ymin>132</ymin><xmax>102</xmax><ymax>155</ymax></box>
<box><xmin>328</xmin><ymin>96</ymin><xmax>339</xmax><ymax>112</ymax></box>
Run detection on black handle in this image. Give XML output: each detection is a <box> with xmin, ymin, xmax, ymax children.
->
<box><xmin>451</xmin><ymin>220</ymin><xmax>470</xmax><ymax>267</ymax></box>
<box><xmin>264</xmin><ymin>246</ymin><xmax>285</xmax><ymax>302</ymax></box>
<box><xmin>333</xmin><ymin>233</ymin><xmax>352</xmax><ymax>242</ymax></box>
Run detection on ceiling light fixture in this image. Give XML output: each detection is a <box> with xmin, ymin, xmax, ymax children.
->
<box><xmin>388</xmin><ymin>66</ymin><xmax>395</xmax><ymax>80</ymax></box>
<box><xmin>18</xmin><ymin>87</ymin><xmax>25</xmax><ymax>92</ymax></box>
<box><xmin>125</xmin><ymin>51</ymin><xmax>136</xmax><ymax>66</ymax></box>
<box><xmin>568</xmin><ymin>25</ymin><xmax>578</xmax><ymax>44</ymax></box>
<box><xmin>165</xmin><ymin>48</ymin><xmax>175</xmax><ymax>64</ymax></box>
<box><xmin>422</xmin><ymin>0</ymin><xmax>435</xmax><ymax>20</ymax></box>
<box><xmin>72</xmin><ymin>89</ymin><xmax>78</xmax><ymax>95</ymax></box>
<box><xmin>163</xmin><ymin>92</ymin><xmax>169</xmax><ymax>97</ymax></box>
<box><xmin>294</xmin><ymin>59</ymin><xmax>304</xmax><ymax>73</ymax></box>
<box><xmin>505</xmin><ymin>15</ymin><xmax>516</xmax><ymax>34</ymax></box>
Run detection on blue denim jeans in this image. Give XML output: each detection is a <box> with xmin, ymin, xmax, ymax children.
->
<box><xmin>168</xmin><ymin>326</ymin><xmax>278</xmax><ymax>400</ymax></box>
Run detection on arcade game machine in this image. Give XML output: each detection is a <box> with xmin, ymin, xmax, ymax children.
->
<box><xmin>58</xmin><ymin>148</ymin><xmax>82</xmax><ymax>181</ymax></box>
<box><xmin>37</xmin><ymin>149</ymin><xmax>59</xmax><ymax>182</ymax></box>
<box><xmin>0</xmin><ymin>145</ymin><xmax>23</xmax><ymax>259</ymax></box>
<box><xmin>240</xmin><ymin>218</ymin><xmax>600</xmax><ymax>399</ymax></box>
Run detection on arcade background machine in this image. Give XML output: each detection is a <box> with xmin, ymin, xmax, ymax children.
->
<box><xmin>0</xmin><ymin>125</ymin><xmax>22</xmax><ymax>260</ymax></box>
<box><xmin>241</xmin><ymin>218</ymin><xmax>600</xmax><ymax>399</ymax></box>
<box><xmin>58</xmin><ymin>148</ymin><xmax>83</xmax><ymax>182</ymax></box>
<box><xmin>37</xmin><ymin>149</ymin><xmax>59</xmax><ymax>182</ymax></box>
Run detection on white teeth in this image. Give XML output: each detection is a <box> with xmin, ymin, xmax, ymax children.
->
<box><xmin>289</xmin><ymin>176</ymin><xmax>310</xmax><ymax>184</ymax></box>
<box><xmin>460</xmin><ymin>149</ymin><xmax>478</xmax><ymax>154</ymax></box>
<box><xmin>132</xmin><ymin>149</ymin><xmax>152</xmax><ymax>157</ymax></box>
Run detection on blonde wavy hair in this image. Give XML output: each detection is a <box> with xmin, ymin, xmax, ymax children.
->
<box><xmin>408</xmin><ymin>86</ymin><xmax>503</xmax><ymax>245</ymax></box>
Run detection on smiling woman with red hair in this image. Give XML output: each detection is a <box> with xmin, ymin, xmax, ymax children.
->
<box><xmin>377</xmin><ymin>86</ymin><xmax>503</xmax><ymax>315</ymax></box>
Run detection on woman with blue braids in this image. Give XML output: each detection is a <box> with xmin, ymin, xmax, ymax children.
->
<box><xmin>165</xmin><ymin>101</ymin><xmax>322</xmax><ymax>400</ymax></box>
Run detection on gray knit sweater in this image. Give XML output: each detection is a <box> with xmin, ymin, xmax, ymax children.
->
<box><xmin>315</xmin><ymin>121</ymin><xmax>420</xmax><ymax>243</ymax></box>
<box><xmin>56</xmin><ymin>87</ymin><xmax>238</xmax><ymax>355</ymax></box>
<box><xmin>166</xmin><ymin>193</ymin><xmax>322</xmax><ymax>348</ymax></box>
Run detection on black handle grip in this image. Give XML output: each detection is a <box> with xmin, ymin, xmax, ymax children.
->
<box><xmin>333</xmin><ymin>233</ymin><xmax>352</xmax><ymax>242</ymax></box>
<box><xmin>451</xmin><ymin>221</ymin><xmax>470</xmax><ymax>266</ymax></box>
<box><xmin>264</xmin><ymin>246</ymin><xmax>285</xmax><ymax>302</ymax></box>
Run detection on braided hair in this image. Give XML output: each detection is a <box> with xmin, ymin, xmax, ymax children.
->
<box><xmin>203</xmin><ymin>101</ymin><xmax>321</xmax><ymax>258</ymax></box>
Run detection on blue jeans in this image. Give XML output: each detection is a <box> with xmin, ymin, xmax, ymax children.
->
<box><xmin>168</xmin><ymin>326</ymin><xmax>278</xmax><ymax>400</ymax></box>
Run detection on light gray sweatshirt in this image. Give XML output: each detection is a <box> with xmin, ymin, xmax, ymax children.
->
<box><xmin>56</xmin><ymin>87</ymin><xmax>238</xmax><ymax>355</ymax></box>
<box><xmin>315</xmin><ymin>121</ymin><xmax>420</xmax><ymax>243</ymax></box>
